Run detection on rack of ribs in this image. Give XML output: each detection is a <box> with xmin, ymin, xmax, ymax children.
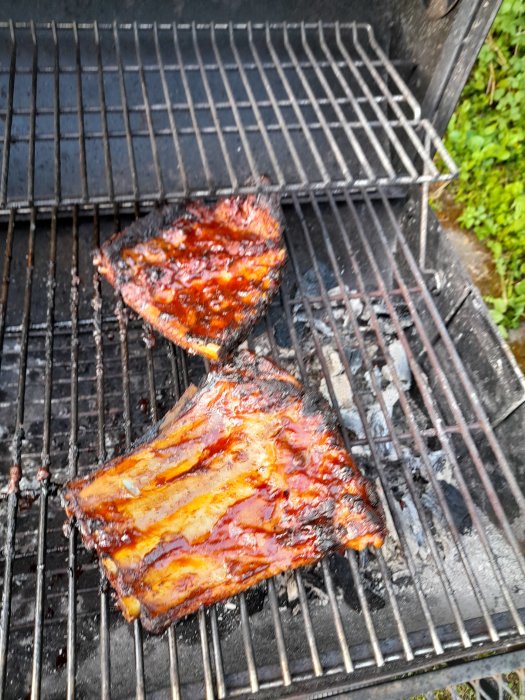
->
<box><xmin>94</xmin><ymin>195</ymin><xmax>286</xmax><ymax>361</ymax></box>
<box><xmin>63</xmin><ymin>352</ymin><xmax>385</xmax><ymax>634</ymax></box>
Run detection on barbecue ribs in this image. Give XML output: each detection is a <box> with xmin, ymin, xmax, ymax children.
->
<box><xmin>94</xmin><ymin>195</ymin><xmax>286</xmax><ymax>361</ymax></box>
<box><xmin>63</xmin><ymin>352</ymin><xmax>385</xmax><ymax>633</ymax></box>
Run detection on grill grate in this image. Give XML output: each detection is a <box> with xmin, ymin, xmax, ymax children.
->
<box><xmin>0</xmin><ymin>194</ymin><xmax>524</xmax><ymax>698</ymax></box>
<box><xmin>0</xmin><ymin>21</ymin><xmax>456</xmax><ymax>208</ymax></box>
<box><xmin>0</xmin><ymin>16</ymin><xmax>523</xmax><ymax>700</ymax></box>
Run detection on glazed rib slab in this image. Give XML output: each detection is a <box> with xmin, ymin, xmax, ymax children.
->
<box><xmin>94</xmin><ymin>195</ymin><xmax>286</xmax><ymax>361</ymax></box>
<box><xmin>63</xmin><ymin>352</ymin><xmax>385</xmax><ymax>634</ymax></box>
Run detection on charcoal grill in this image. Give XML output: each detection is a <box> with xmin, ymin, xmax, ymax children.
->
<box><xmin>1</xmin><ymin>2</ymin><xmax>525</xmax><ymax>698</ymax></box>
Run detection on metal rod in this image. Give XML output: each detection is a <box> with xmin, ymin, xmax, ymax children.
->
<box><xmin>351</xmin><ymin>24</ymin><xmax>440</xmax><ymax>179</ymax></box>
<box><xmin>198</xmin><ymin>609</ymin><xmax>215</xmax><ymax>700</ymax></box>
<box><xmin>346</xmin><ymin>550</ymin><xmax>385</xmax><ymax>666</ymax></box>
<box><xmin>114</xmin><ymin>203</ymin><xmax>147</xmax><ymax>699</ymax></box>
<box><xmin>0</xmin><ymin>21</ymin><xmax>16</xmax><ymax>206</ymax></box>
<box><xmin>295</xmin><ymin>570</ymin><xmax>323</xmax><ymax>676</ymax></box>
<box><xmin>167</xmin><ymin>628</ymin><xmax>181</xmax><ymax>700</ymax></box>
<box><xmin>282</xmin><ymin>23</ymin><xmax>352</xmax><ymax>181</ymax></box>
<box><xmin>317</xmin><ymin>23</ymin><xmax>395</xmax><ymax>179</ymax></box>
<box><xmin>358</xmin><ymin>197</ymin><xmax>525</xmax><ymax>631</ymax></box>
<box><xmin>66</xmin><ymin>206</ymin><xmax>80</xmax><ymax>700</ymax></box>
<box><xmin>209</xmin><ymin>607</ymin><xmax>226</xmax><ymax>699</ymax></box>
<box><xmin>113</xmin><ymin>22</ymin><xmax>139</xmax><ymax>201</ymax></box>
<box><xmin>321</xmin><ymin>559</ymin><xmax>354</xmax><ymax>673</ymax></box>
<box><xmin>52</xmin><ymin>22</ymin><xmax>61</xmax><ymax>202</ymax></box>
<box><xmin>267</xmin><ymin>579</ymin><xmax>291</xmax><ymax>686</ymax></box>
<box><xmin>375</xmin><ymin>551</ymin><xmax>414</xmax><ymax>661</ymax></box>
<box><xmin>133</xmin><ymin>22</ymin><xmax>164</xmax><ymax>199</ymax></box>
<box><xmin>94</xmin><ymin>22</ymin><xmax>115</xmax><ymax>201</ymax></box>
<box><xmin>239</xmin><ymin>593</ymin><xmax>259</xmax><ymax>693</ymax></box>
<box><xmin>27</xmin><ymin>22</ymin><xmax>37</xmax><ymax>203</ymax></box>
<box><xmin>334</xmin><ymin>23</ymin><xmax>419</xmax><ymax>181</ymax></box>
<box><xmin>30</xmin><ymin>209</ymin><xmax>57</xmax><ymax>700</ymax></box>
<box><xmin>153</xmin><ymin>22</ymin><xmax>189</xmax><ymax>196</ymax></box>
<box><xmin>296</xmin><ymin>190</ymin><xmax>474</xmax><ymax>648</ymax></box>
<box><xmin>0</xmin><ymin>211</ymin><xmax>14</xmax><ymax>374</ymax></box>
<box><xmin>92</xmin><ymin>206</ymin><xmax>111</xmax><ymax>698</ymax></box>
<box><xmin>73</xmin><ymin>23</ymin><xmax>89</xmax><ymax>201</ymax></box>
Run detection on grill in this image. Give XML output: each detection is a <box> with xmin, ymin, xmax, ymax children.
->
<box><xmin>0</xmin><ymin>7</ymin><xmax>524</xmax><ymax>700</ymax></box>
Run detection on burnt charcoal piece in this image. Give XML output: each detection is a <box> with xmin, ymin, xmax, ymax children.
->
<box><xmin>94</xmin><ymin>195</ymin><xmax>286</xmax><ymax>361</ymax></box>
<box><xmin>63</xmin><ymin>351</ymin><xmax>384</xmax><ymax>634</ymax></box>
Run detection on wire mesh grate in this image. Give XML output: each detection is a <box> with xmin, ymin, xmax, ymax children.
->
<box><xmin>0</xmin><ymin>21</ymin><xmax>456</xmax><ymax>208</ymax></box>
<box><xmin>0</xmin><ymin>196</ymin><xmax>523</xmax><ymax>698</ymax></box>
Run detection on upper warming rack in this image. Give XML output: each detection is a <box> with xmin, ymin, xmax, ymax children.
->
<box><xmin>0</xmin><ymin>21</ymin><xmax>457</xmax><ymax>209</ymax></box>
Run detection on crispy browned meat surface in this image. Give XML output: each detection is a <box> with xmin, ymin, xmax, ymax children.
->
<box><xmin>63</xmin><ymin>352</ymin><xmax>385</xmax><ymax>634</ymax></box>
<box><xmin>94</xmin><ymin>195</ymin><xmax>286</xmax><ymax>361</ymax></box>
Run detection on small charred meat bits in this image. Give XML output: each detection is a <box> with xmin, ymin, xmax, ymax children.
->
<box><xmin>94</xmin><ymin>195</ymin><xmax>286</xmax><ymax>361</ymax></box>
<box><xmin>64</xmin><ymin>352</ymin><xmax>385</xmax><ymax>634</ymax></box>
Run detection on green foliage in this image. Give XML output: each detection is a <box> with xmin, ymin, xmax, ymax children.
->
<box><xmin>442</xmin><ymin>0</ymin><xmax>525</xmax><ymax>333</ymax></box>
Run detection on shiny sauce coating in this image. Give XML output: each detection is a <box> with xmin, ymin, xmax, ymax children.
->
<box><xmin>119</xmin><ymin>197</ymin><xmax>285</xmax><ymax>343</ymax></box>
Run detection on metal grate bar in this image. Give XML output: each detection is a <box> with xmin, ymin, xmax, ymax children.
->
<box><xmin>30</xmin><ymin>211</ymin><xmax>57</xmax><ymax>700</ymax></box>
<box><xmin>333</xmin><ymin>24</ymin><xmax>419</xmax><ymax>181</ymax></box>
<box><xmin>73</xmin><ymin>23</ymin><xmax>89</xmax><ymax>202</ymax></box>
<box><xmin>0</xmin><ymin>212</ymin><xmax>14</xmax><ymax>374</ymax></box>
<box><xmin>66</xmin><ymin>207</ymin><xmax>79</xmax><ymax>700</ymax></box>
<box><xmin>317</xmin><ymin>23</ymin><xmax>395</xmax><ymax>181</ymax></box>
<box><xmin>320</xmin><ymin>559</ymin><xmax>354</xmax><ymax>673</ymax></box>
<box><xmin>341</xmin><ymin>190</ymin><xmax>525</xmax><ymax>632</ymax></box>
<box><xmin>26</xmin><ymin>22</ymin><xmax>37</xmax><ymax>203</ymax></box>
<box><xmin>239</xmin><ymin>593</ymin><xmax>259</xmax><ymax>692</ymax></box>
<box><xmin>94</xmin><ymin>22</ymin><xmax>115</xmax><ymax>202</ymax></box>
<box><xmin>113</xmin><ymin>24</ymin><xmax>140</xmax><ymax>201</ymax></box>
<box><xmin>210</xmin><ymin>25</ymin><xmax>259</xmax><ymax>186</ymax></box>
<box><xmin>0</xmin><ymin>22</ymin><xmax>15</xmax><ymax>206</ymax></box>
<box><xmin>210</xmin><ymin>607</ymin><xmax>227</xmax><ymax>699</ymax></box>
<box><xmin>295</xmin><ymin>570</ymin><xmax>323</xmax><ymax>676</ymax></box>
<box><xmin>246</xmin><ymin>22</ymin><xmax>308</xmax><ymax>189</ymax></box>
<box><xmin>199</xmin><ymin>608</ymin><xmax>215</xmax><ymax>700</ymax></box>
<box><xmin>91</xmin><ymin>207</ymin><xmax>112</xmax><ymax>698</ymax></box>
<box><xmin>266</xmin><ymin>579</ymin><xmax>291</xmax><ymax>687</ymax></box>
<box><xmin>0</xmin><ymin>22</ymin><xmax>456</xmax><ymax>208</ymax></box>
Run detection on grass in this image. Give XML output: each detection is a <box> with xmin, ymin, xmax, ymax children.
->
<box><xmin>433</xmin><ymin>0</ymin><xmax>525</xmax><ymax>337</ymax></box>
